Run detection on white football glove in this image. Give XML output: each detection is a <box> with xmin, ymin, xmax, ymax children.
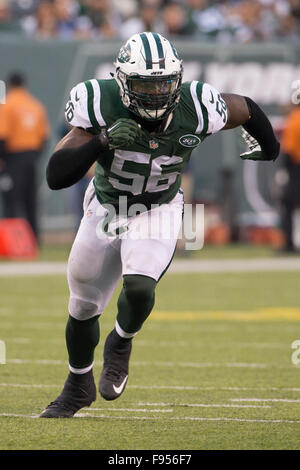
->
<box><xmin>240</xmin><ymin>128</ymin><xmax>264</xmax><ymax>161</ymax></box>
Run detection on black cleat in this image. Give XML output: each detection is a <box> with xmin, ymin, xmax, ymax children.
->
<box><xmin>39</xmin><ymin>369</ymin><xmax>96</xmax><ymax>418</ymax></box>
<box><xmin>99</xmin><ymin>329</ymin><xmax>132</xmax><ymax>401</ymax></box>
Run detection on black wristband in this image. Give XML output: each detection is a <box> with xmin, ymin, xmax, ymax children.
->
<box><xmin>243</xmin><ymin>97</ymin><xmax>280</xmax><ymax>161</ymax></box>
<box><xmin>46</xmin><ymin>133</ymin><xmax>108</xmax><ymax>190</ymax></box>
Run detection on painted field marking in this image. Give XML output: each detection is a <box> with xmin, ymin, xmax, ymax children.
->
<box><xmin>5</xmin><ymin>358</ymin><xmax>275</xmax><ymax>368</ymax></box>
<box><xmin>88</xmin><ymin>407</ymin><xmax>173</xmax><ymax>413</ymax></box>
<box><xmin>2</xmin><ymin>310</ymin><xmax>300</xmax><ymax>326</ymax></box>
<box><xmin>1</xmin><ymin>257</ymin><xmax>300</xmax><ymax>276</ymax></box>
<box><xmin>76</xmin><ymin>414</ymin><xmax>300</xmax><ymax>424</ymax></box>
<box><xmin>0</xmin><ymin>383</ymin><xmax>58</xmax><ymax>388</ymax></box>
<box><xmin>230</xmin><ymin>398</ymin><xmax>300</xmax><ymax>403</ymax></box>
<box><xmin>0</xmin><ymin>413</ymin><xmax>40</xmax><ymax>418</ymax></box>
<box><xmin>1</xmin><ymin>413</ymin><xmax>300</xmax><ymax>425</ymax></box>
<box><xmin>7</xmin><ymin>357</ymin><xmax>299</xmax><ymax>369</ymax></box>
<box><xmin>150</xmin><ymin>307</ymin><xmax>300</xmax><ymax>322</ymax></box>
<box><xmin>170</xmin><ymin>417</ymin><xmax>300</xmax><ymax>424</ymax></box>
<box><xmin>0</xmin><ymin>340</ymin><xmax>5</xmax><ymax>364</ymax></box>
<box><xmin>129</xmin><ymin>385</ymin><xmax>300</xmax><ymax>391</ymax></box>
<box><xmin>135</xmin><ymin>340</ymin><xmax>288</xmax><ymax>349</ymax></box>
<box><xmin>134</xmin><ymin>402</ymin><xmax>271</xmax><ymax>409</ymax></box>
<box><xmin>1</xmin><ymin>383</ymin><xmax>300</xmax><ymax>393</ymax></box>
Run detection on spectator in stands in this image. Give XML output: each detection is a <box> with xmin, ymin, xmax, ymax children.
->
<box><xmin>186</xmin><ymin>0</ymin><xmax>230</xmax><ymax>41</ymax></box>
<box><xmin>1</xmin><ymin>0</ymin><xmax>300</xmax><ymax>41</ymax></box>
<box><xmin>119</xmin><ymin>0</ymin><xmax>164</xmax><ymax>40</ymax></box>
<box><xmin>53</xmin><ymin>0</ymin><xmax>79</xmax><ymax>39</ymax></box>
<box><xmin>279</xmin><ymin>104</ymin><xmax>300</xmax><ymax>252</ymax></box>
<box><xmin>0</xmin><ymin>0</ymin><xmax>22</xmax><ymax>33</ymax></box>
<box><xmin>162</xmin><ymin>1</ymin><xmax>196</xmax><ymax>37</ymax></box>
<box><xmin>36</xmin><ymin>0</ymin><xmax>57</xmax><ymax>38</ymax></box>
<box><xmin>83</xmin><ymin>0</ymin><xmax>121</xmax><ymax>38</ymax></box>
<box><xmin>0</xmin><ymin>73</ymin><xmax>50</xmax><ymax>242</ymax></box>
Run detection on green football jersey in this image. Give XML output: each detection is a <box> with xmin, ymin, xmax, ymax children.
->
<box><xmin>65</xmin><ymin>78</ymin><xmax>227</xmax><ymax>208</ymax></box>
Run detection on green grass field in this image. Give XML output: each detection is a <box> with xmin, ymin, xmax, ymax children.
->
<box><xmin>1</xmin><ymin>246</ymin><xmax>300</xmax><ymax>450</ymax></box>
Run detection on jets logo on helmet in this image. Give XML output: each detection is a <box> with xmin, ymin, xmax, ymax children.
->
<box><xmin>114</xmin><ymin>32</ymin><xmax>183</xmax><ymax>121</ymax></box>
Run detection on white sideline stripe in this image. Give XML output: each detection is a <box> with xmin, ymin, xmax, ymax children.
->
<box><xmin>0</xmin><ymin>383</ymin><xmax>58</xmax><ymax>388</ymax></box>
<box><xmin>0</xmin><ymin>413</ymin><xmax>39</xmax><ymax>418</ymax></box>
<box><xmin>1</xmin><ymin>257</ymin><xmax>300</xmax><ymax>276</ymax></box>
<box><xmin>135</xmin><ymin>341</ymin><xmax>287</xmax><ymax>349</ymax></box>
<box><xmin>1</xmin><ymin>382</ymin><xmax>300</xmax><ymax>393</ymax></box>
<box><xmin>171</xmin><ymin>417</ymin><xmax>300</xmax><ymax>424</ymax></box>
<box><xmin>1</xmin><ymin>413</ymin><xmax>300</xmax><ymax>425</ymax></box>
<box><xmin>75</xmin><ymin>414</ymin><xmax>300</xmax><ymax>424</ymax></box>
<box><xmin>134</xmin><ymin>402</ymin><xmax>271</xmax><ymax>409</ymax></box>
<box><xmin>88</xmin><ymin>408</ymin><xmax>173</xmax><ymax>413</ymax></box>
<box><xmin>7</xmin><ymin>359</ymin><xmax>67</xmax><ymax>365</ymax></box>
<box><xmin>231</xmin><ymin>398</ymin><xmax>300</xmax><ymax>403</ymax></box>
<box><xmin>9</xmin><ymin>338</ymin><xmax>30</xmax><ymax>344</ymax></box>
<box><xmin>0</xmin><ymin>262</ymin><xmax>67</xmax><ymax>276</ymax></box>
<box><xmin>5</xmin><ymin>358</ymin><xmax>269</xmax><ymax>368</ymax></box>
<box><xmin>169</xmin><ymin>258</ymin><xmax>300</xmax><ymax>273</ymax></box>
<box><xmin>134</xmin><ymin>361</ymin><xmax>268</xmax><ymax>368</ymax></box>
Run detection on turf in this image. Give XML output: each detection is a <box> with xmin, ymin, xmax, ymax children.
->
<box><xmin>34</xmin><ymin>242</ymin><xmax>294</xmax><ymax>262</ymax></box>
<box><xmin>0</xmin><ymin>270</ymin><xmax>300</xmax><ymax>450</ymax></box>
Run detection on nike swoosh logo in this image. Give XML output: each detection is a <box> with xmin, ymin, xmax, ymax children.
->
<box><xmin>75</xmin><ymin>91</ymin><xmax>80</xmax><ymax>102</ymax></box>
<box><xmin>113</xmin><ymin>375</ymin><xmax>128</xmax><ymax>395</ymax></box>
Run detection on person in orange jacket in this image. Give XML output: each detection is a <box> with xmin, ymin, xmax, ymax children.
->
<box><xmin>0</xmin><ymin>73</ymin><xmax>50</xmax><ymax>242</ymax></box>
<box><xmin>280</xmin><ymin>105</ymin><xmax>300</xmax><ymax>252</ymax></box>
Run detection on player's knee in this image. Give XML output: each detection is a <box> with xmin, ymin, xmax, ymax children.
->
<box><xmin>123</xmin><ymin>274</ymin><xmax>156</xmax><ymax>306</ymax></box>
<box><xmin>69</xmin><ymin>297</ymin><xmax>100</xmax><ymax>321</ymax></box>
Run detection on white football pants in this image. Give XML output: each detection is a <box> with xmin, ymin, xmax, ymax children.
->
<box><xmin>67</xmin><ymin>180</ymin><xmax>184</xmax><ymax>321</ymax></box>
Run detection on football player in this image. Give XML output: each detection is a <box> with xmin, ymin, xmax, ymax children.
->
<box><xmin>40</xmin><ymin>32</ymin><xmax>280</xmax><ymax>418</ymax></box>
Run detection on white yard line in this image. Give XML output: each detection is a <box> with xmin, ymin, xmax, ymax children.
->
<box><xmin>1</xmin><ymin>413</ymin><xmax>300</xmax><ymax>425</ymax></box>
<box><xmin>1</xmin><ymin>382</ymin><xmax>300</xmax><ymax>392</ymax></box>
<box><xmin>0</xmin><ymin>262</ymin><xmax>67</xmax><ymax>276</ymax></box>
<box><xmin>0</xmin><ymin>413</ymin><xmax>40</xmax><ymax>418</ymax></box>
<box><xmin>231</xmin><ymin>398</ymin><xmax>300</xmax><ymax>403</ymax></box>
<box><xmin>67</xmin><ymin>414</ymin><xmax>300</xmax><ymax>424</ymax></box>
<box><xmin>169</xmin><ymin>258</ymin><xmax>300</xmax><ymax>273</ymax></box>
<box><xmin>135</xmin><ymin>403</ymin><xmax>271</xmax><ymax>409</ymax></box>
<box><xmin>136</xmin><ymin>341</ymin><xmax>288</xmax><ymax>349</ymax></box>
<box><xmin>170</xmin><ymin>417</ymin><xmax>300</xmax><ymax>424</ymax></box>
<box><xmin>0</xmin><ymin>383</ymin><xmax>58</xmax><ymax>388</ymax></box>
<box><xmin>1</xmin><ymin>257</ymin><xmax>300</xmax><ymax>276</ymax></box>
<box><xmin>88</xmin><ymin>407</ymin><xmax>173</xmax><ymax>413</ymax></box>
<box><xmin>5</xmin><ymin>358</ymin><xmax>271</xmax><ymax>368</ymax></box>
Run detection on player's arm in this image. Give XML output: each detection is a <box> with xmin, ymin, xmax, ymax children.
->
<box><xmin>46</xmin><ymin>80</ymin><xmax>142</xmax><ymax>190</ymax></box>
<box><xmin>221</xmin><ymin>93</ymin><xmax>280</xmax><ymax>161</ymax></box>
<box><xmin>46</xmin><ymin>120</ymin><xmax>142</xmax><ymax>190</ymax></box>
<box><xmin>46</xmin><ymin>126</ymin><xmax>108</xmax><ymax>190</ymax></box>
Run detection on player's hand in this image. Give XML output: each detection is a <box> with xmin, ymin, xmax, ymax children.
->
<box><xmin>240</xmin><ymin>129</ymin><xmax>265</xmax><ymax>161</ymax></box>
<box><xmin>106</xmin><ymin>118</ymin><xmax>142</xmax><ymax>149</ymax></box>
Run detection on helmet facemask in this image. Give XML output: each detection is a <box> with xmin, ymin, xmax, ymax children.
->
<box><xmin>116</xmin><ymin>69</ymin><xmax>182</xmax><ymax>121</ymax></box>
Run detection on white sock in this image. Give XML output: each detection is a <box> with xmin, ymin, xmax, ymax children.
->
<box><xmin>115</xmin><ymin>320</ymin><xmax>138</xmax><ymax>339</ymax></box>
<box><xmin>69</xmin><ymin>362</ymin><xmax>94</xmax><ymax>375</ymax></box>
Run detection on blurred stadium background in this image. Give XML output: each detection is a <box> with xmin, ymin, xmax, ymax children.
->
<box><xmin>1</xmin><ymin>0</ymin><xmax>300</xmax><ymax>251</ymax></box>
